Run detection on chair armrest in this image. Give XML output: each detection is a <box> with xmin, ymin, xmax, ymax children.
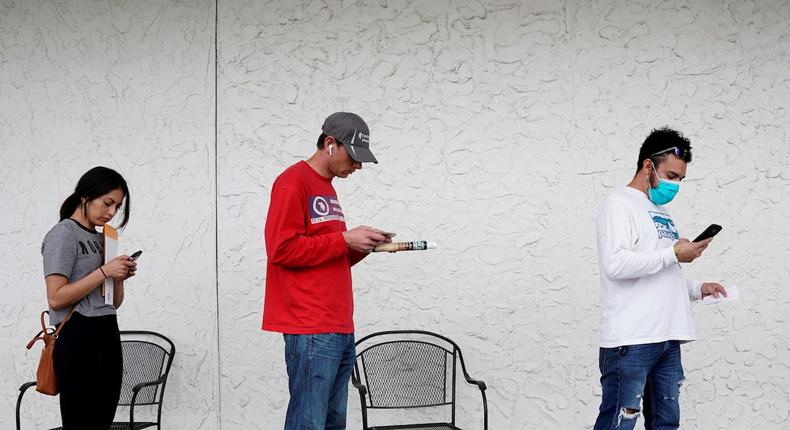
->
<box><xmin>128</xmin><ymin>376</ymin><xmax>167</xmax><ymax>425</ymax></box>
<box><xmin>19</xmin><ymin>381</ymin><xmax>37</xmax><ymax>394</ymax></box>
<box><xmin>351</xmin><ymin>379</ymin><xmax>368</xmax><ymax>396</ymax></box>
<box><xmin>132</xmin><ymin>377</ymin><xmax>165</xmax><ymax>393</ymax></box>
<box><xmin>464</xmin><ymin>376</ymin><xmax>487</xmax><ymax>391</ymax></box>
<box><xmin>17</xmin><ymin>381</ymin><xmax>38</xmax><ymax>430</ymax></box>
<box><xmin>463</xmin><ymin>377</ymin><xmax>488</xmax><ymax>430</ymax></box>
<box><xmin>455</xmin><ymin>349</ymin><xmax>489</xmax><ymax>428</ymax></box>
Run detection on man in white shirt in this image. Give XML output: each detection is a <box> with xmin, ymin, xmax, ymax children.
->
<box><xmin>593</xmin><ymin>127</ymin><xmax>728</xmax><ymax>430</ymax></box>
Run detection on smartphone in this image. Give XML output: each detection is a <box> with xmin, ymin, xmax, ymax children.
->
<box><xmin>128</xmin><ymin>250</ymin><xmax>143</xmax><ymax>261</ymax></box>
<box><xmin>693</xmin><ymin>224</ymin><xmax>722</xmax><ymax>242</ymax></box>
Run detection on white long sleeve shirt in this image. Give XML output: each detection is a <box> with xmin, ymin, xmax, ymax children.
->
<box><xmin>596</xmin><ymin>186</ymin><xmax>702</xmax><ymax>348</ymax></box>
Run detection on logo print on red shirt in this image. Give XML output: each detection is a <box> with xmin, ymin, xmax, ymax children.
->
<box><xmin>309</xmin><ymin>195</ymin><xmax>345</xmax><ymax>224</ymax></box>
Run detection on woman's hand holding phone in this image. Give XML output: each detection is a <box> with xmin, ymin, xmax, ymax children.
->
<box><xmin>123</xmin><ymin>250</ymin><xmax>142</xmax><ymax>279</ymax></box>
<box><xmin>102</xmin><ymin>255</ymin><xmax>137</xmax><ymax>280</ymax></box>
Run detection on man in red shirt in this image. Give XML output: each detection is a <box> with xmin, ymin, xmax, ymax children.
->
<box><xmin>263</xmin><ymin>112</ymin><xmax>390</xmax><ymax>430</ymax></box>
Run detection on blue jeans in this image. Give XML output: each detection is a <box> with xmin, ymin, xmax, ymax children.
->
<box><xmin>283</xmin><ymin>333</ymin><xmax>356</xmax><ymax>430</ymax></box>
<box><xmin>594</xmin><ymin>341</ymin><xmax>685</xmax><ymax>430</ymax></box>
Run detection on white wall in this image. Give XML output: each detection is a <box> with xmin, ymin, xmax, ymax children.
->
<box><xmin>3</xmin><ymin>0</ymin><xmax>789</xmax><ymax>428</ymax></box>
<box><xmin>0</xmin><ymin>1</ymin><xmax>219</xmax><ymax>428</ymax></box>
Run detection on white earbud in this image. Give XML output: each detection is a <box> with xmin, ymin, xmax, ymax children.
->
<box><xmin>328</xmin><ymin>145</ymin><xmax>334</xmax><ymax>156</ymax></box>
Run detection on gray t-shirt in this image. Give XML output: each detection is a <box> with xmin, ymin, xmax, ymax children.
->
<box><xmin>41</xmin><ymin>219</ymin><xmax>116</xmax><ymax>324</ymax></box>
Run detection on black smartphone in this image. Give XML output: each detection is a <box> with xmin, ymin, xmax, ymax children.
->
<box><xmin>693</xmin><ymin>224</ymin><xmax>722</xmax><ymax>242</ymax></box>
<box><xmin>128</xmin><ymin>250</ymin><xmax>143</xmax><ymax>261</ymax></box>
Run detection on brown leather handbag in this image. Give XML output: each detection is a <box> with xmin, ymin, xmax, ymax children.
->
<box><xmin>25</xmin><ymin>308</ymin><xmax>76</xmax><ymax>395</ymax></box>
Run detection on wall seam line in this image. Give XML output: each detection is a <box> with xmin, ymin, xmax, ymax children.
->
<box><xmin>214</xmin><ymin>0</ymin><xmax>222</xmax><ymax>428</ymax></box>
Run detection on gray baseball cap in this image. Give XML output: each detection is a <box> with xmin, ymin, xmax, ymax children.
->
<box><xmin>321</xmin><ymin>112</ymin><xmax>378</xmax><ymax>163</ymax></box>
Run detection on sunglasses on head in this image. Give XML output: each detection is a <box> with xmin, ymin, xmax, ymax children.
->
<box><xmin>650</xmin><ymin>146</ymin><xmax>692</xmax><ymax>163</ymax></box>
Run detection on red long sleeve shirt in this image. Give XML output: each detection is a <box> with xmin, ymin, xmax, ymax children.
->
<box><xmin>262</xmin><ymin>161</ymin><xmax>363</xmax><ymax>334</ymax></box>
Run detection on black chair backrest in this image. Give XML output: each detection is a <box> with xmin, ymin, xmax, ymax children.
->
<box><xmin>356</xmin><ymin>332</ymin><xmax>457</xmax><ymax>409</ymax></box>
<box><xmin>118</xmin><ymin>331</ymin><xmax>175</xmax><ymax>406</ymax></box>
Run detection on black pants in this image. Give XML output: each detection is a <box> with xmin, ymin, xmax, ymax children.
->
<box><xmin>54</xmin><ymin>313</ymin><xmax>122</xmax><ymax>430</ymax></box>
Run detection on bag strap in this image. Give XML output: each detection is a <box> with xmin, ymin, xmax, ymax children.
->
<box><xmin>25</xmin><ymin>328</ymin><xmax>50</xmax><ymax>350</ymax></box>
<box><xmin>26</xmin><ymin>307</ymin><xmax>77</xmax><ymax>350</ymax></box>
<box><xmin>52</xmin><ymin>307</ymin><xmax>77</xmax><ymax>338</ymax></box>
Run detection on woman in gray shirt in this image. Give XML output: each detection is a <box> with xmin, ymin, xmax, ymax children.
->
<box><xmin>41</xmin><ymin>166</ymin><xmax>137</xmax><ymax>429</ymax></box>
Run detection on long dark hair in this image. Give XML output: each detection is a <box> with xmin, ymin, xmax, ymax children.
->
<box><xmin>59</xmin><ymin>166</ymin><xmax>131</xmax><ymax>228</ymax></box>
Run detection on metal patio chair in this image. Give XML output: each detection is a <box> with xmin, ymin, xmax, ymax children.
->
<box><xmin>16</xmin><ymin>330</ymin><xmax>175</xmax><ymax>430</ymax></box>
<box><xmin>352</xmin><ymin>330</ymin><xmax>488</xmax><ymax>430</ymax></box>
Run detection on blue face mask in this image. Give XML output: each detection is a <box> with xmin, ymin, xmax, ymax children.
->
<box><xmin>648</xmin><ymin>164</ymin><xmax>680</xmax><ymax>205</ymax></box>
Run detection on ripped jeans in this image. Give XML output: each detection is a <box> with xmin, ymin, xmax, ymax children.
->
<box><xmin>594</xmin><ymin>341</ymin><xmax>684</xmax><ymax>430</ymax></box>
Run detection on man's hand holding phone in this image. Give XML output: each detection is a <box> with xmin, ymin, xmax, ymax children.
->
<box><xmin>675</xmin><ymin>224</ymin><xmax>723</xmax><ymax>263</ymax></box>
<box><xmin>674</xmin><ymin>238</ymin><xmax>712</xmax><ymax>263</ymax></box>
<box><xmin>343</xmin><ymin>226</ymin><xmax>394</xmax><ymax>253</ymax></box>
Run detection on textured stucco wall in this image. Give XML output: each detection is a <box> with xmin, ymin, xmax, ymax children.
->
<box><xmin>2</xmin><ymin>0</ymin><xmax>789</xmax><ymax>429</ymax></box>
<box><xmin>0</xmin><ymin>1</ymin><xmax>219</xmax><ymax>429</ymax></box>
<box><xmin>217</xmin><ymin>1</ymin><xmax>789</xmax><ymax>429</ymax></box>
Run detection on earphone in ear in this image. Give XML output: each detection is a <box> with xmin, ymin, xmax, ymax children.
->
<box><xmin>328</xmin><ymin>144</ymin><xmax>334</xmax><ymax>156</ymax></box>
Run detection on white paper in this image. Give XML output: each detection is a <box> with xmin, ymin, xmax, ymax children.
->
<box><xmin>104</xmin><ymin>235</ymin><xmax>118</xmax><ymax>305</ymax></box>
<box><xmin>701</xmin><ymin>284</ymin><xmax>740</xmax><ymax>305</ymax></box>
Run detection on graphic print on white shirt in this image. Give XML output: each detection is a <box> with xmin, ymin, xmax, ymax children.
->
<box><xmin>649</xmin><ymin>211</ymin><xmax>680</xmax><ymax>241</ymax></box>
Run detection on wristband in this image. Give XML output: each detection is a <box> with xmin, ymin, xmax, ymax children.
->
<box><xmin>99</xmin><ymin>266</ymin><xmax>108</xmax><ymax>279</ymax></box>
<box><xmin>673</xmin><ymin>245</ymin><xmax>680</xmax><ymax>259</ymax></box>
